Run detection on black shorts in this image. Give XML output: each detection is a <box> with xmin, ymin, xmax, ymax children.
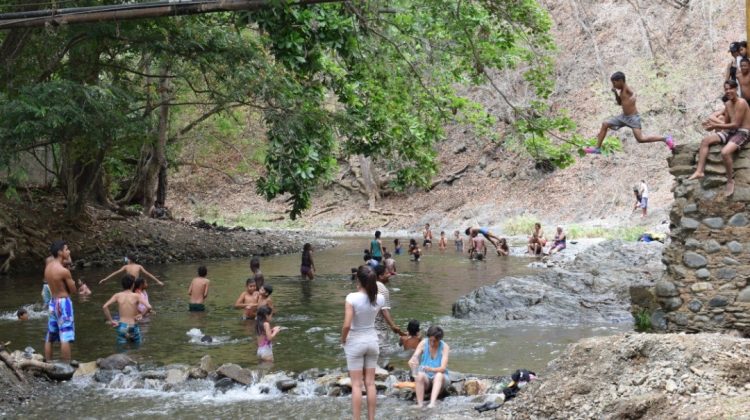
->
<box><xmin>423</xmin><ymin>240</ymin><xmax>432</xmax><ymax>246</ymax></box>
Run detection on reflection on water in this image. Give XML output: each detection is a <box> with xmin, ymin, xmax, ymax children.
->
<box><xmin>0</xmin><ymin>237</ymin><xmax>629</xmax><ymax>418</ymax></box>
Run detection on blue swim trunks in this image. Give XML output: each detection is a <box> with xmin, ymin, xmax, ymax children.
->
<box><xmin>116</xmin><ymin>322</ymin><xmax>142</xmax><ymax>345</ymax></box>
<box><xmin>47</xmin><ymin>297</ymin><xmax>75</xmax><ymax>343</ymax></box>
<box><xmin>479</xmin><ymin>227</ymin><xmax>491</xmax><ymax>236</ymax></box>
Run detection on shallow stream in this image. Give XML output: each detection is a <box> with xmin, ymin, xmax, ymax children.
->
<box><xmin>0</xmin><ymin>237</ymin><xmax>628</xmax><ymax>418</ymax></box>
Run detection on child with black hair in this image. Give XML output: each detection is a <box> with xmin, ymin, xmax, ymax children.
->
<box><xmin>255</xmin><ymin>305</ymin><xmax>281</xmax><ymax>362</ymax></box>
<box><xmin>399</xmin><ymin>319</ymin><xmax>421</xmax><ymax>350</ymax></box>
<box><xmin>16</xmin><ymin>308</ymin><xmax>29</xmax><ymax>321</ymax></box>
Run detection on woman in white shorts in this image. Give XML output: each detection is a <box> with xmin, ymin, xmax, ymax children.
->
<box><xmin>341</xmin><ymin>265</ymin><xmax>385</xmax><ymax>420</ymax></box>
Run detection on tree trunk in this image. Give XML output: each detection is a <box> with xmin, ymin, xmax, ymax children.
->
<box><xmin>59</xmin><ymin>142</ymin><xmax>105</xmax><ymax>223</ymax></box>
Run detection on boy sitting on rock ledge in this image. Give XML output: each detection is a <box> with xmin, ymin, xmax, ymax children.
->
<box><xmin>689</xmin><ymin>79</ymin><xmax>750</xmax><ymax>196</ymax></box>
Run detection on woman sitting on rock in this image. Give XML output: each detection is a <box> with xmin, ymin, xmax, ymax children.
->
<box><xmin>548</xmin><ymin>226</ymin><xmax>567</xmax><ymax>255</ymax></box>
<box><xmin>408</xmin><ymin>325</ymin><xmax>451</xmax><ymax>408</ymax></box>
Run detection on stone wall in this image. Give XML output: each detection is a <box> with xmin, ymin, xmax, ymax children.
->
<box><xmin>654</xmin><ymin>143</ymin><xmax>750</xmax><ymax>335</ymax></box>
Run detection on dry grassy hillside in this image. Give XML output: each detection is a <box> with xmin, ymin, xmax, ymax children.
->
<box><xmin>168</xmin><ymin>0</ymin><xmax>745</xmax><ymax>234</ymax></box>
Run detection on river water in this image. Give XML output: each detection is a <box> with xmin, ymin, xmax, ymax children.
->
<box><xmin>0</xmin><ymin>237</ymin><xmax>628</xmax><ymax>418</ymax></box>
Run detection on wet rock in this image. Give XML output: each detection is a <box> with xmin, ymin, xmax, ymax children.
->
<box><xmin>276</xmin><ymin>379</ymin><xmax>297</xmax><ymax>392</ymax></box>
<box><xmin>214</xmin><ymin>377</ymin><xmax>236</xmax><ymax>393</ymax></box>
<box><xmin>683</xmin><ymin>252</ymin><xmax>707</xmax><ymax>269</ymax></box>
<box><xmin>464</xmin><ymin>379</ymin><xmax>487</xmax><ymax>396</ymax></box>
<box><xmin>327</xmin><ymin>387</ymin><xmax>343</xmax><ymax>397</ymax></box>
<box><xmin>216</xmin><ymin>363</ymin><xmax>253</xmax><ymax>385</ymax></box>
<box><xmin>394</xmin><ymin>387</ymin><xmax>415</xmax><ymax>400</ymax></box>
<box><xmin>375</xmin><ymin>367</ymin><xmax>389</xmax><ymax>382</ymax></box>
<box><xmin>166</xmin><ymin>368</ymin><xmax>189</xmax><ymax>385</ymax></box>
<box><xmin>73</xmin><ymin>361</ymin><xmax>98</xmax><ymax>378</ymax></box>
<box><xmin>97</xmin><ymin>354</ymin><xmax>136</xmax><ymax>371</ymax></box>
<box><xmin>94</xmin><ymin>369</ymin><xmax>116</xmax><ymax>383</ymax></box>
<box><xmin>188</xmin><ymin>367</ymin><xmax>207</xmax><ymax>379</ymax></box>
<box><xmin>337</xmin><ymin>377</ymin><xmax>352</xmax><ymax>390</ymax></box>
<box><xmin>374</xmin><ymin>381</ymin><xmax>388</xmax><ymax>391</ymax></box>
<box><xmin>315</xmin><ymin>373</ymin><xmax>344</xmax><ymax>388</ymax></box>
<box><xmin>140</xmin><ymin>370</ymin><xmax>167</xmax><ymax>380</ymax></box>
<box><xmin>199</xmin><ymin>355</ymin><xmax>215</xmax><ymax>374</ymax></box>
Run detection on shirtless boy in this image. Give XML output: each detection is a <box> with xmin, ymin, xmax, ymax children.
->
<box><xmin>44</xmin><ymin>240</ymin><xmax>77</xmax><ymax>363</ymax></box>
<box><xmin>737</xmin><ymin>58</ymin><xmax>750</xmax><ymax>102</ymax></box>
<box><xmin>689</xmin><ymin>80</ymin><xmax>750</xmax><ymax>196</ymax></box>
<box><xmin>468</xmin><ymin>234</ymin><xmax>487</xmax><ymax>260</ymax></box>
<box><xmin>465</xmin><ymin>226</ymin><xmax>503</xmax><ymax>255</ymax></box>
<box><xmin>585</xmin><ymin>71</ymin><xmax>674</xmax><ymax>154</ymax></box>
<box><xmin>234</xmin><ymin>278</ymin><xmax>260</xmax><ymax>319</ymax></box>
<box><xmin>188</xmin><ymin>266</ymin><xmax>210</xmax><ymax>311</ymax></box>
<box><xmin>438</xmin><ymin>231</ymin><xmax>448</xmax><ymax>250</ymax></box>
<box><xmin>99</xmin><ymin>255</ymin><xmax>164</xmax><ymax>286</ymax></box>
<box><xmin>423</xmin><ymin>224</ymin><xmax>433</xmax><ymax>247</ymax></box>
<box><xmin>102</xmin><ymin>275</ymin><xmax>152</xmax><ymax>345</ymax></box>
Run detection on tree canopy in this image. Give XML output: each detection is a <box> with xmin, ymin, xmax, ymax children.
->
<box><xmin>0</xmin><ymin>0</ymin><xmax>592</xmax><ymax>220</ymax></box>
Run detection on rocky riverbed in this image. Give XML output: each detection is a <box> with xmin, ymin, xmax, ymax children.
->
<box><xmin>452</xmin><ymin>240</ymin><xmax>665</xmax><ymax>324</ymax></box>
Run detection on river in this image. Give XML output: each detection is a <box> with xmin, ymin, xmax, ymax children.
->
<box><xmin>0</xmin><ymin>237</ymin><xmax>628</xmax><ymax>418</ymax></box>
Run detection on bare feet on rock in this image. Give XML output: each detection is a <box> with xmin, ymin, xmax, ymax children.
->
<box><xmin>725</xmin><ymin>180</ymin><xmax>735</xmax><ymax>197</ymax></box>
<box><xmin>688</xmin><ymin>172</ymin><xmax>704</xmax><ymax>181</ymax></box>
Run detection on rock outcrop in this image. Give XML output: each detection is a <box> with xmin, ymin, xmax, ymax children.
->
<box><xmin>656</xmin><ymin>143</ymin><xmax>750</xmax><ymax>335</ymax></box>
<box><xmin>452</xmin><ymin>240</ymin><xmax>664</xmax><ymax>324</ymax></box>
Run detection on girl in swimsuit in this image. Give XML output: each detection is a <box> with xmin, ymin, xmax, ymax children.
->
<box><xmin>255</xmin><ymin>305</ymin><xmax>280</xmax><ymax>362</ymax></box>
<box><xmin>300</xmin><ymin>243</ymin><xmax>315</xmax><ymax>280</ymax></box>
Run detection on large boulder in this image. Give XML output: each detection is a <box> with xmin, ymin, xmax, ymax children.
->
<box><xmin>453</xmin><ymin>240</ymin><xmax>664</xmax><ymax>324</ymax></box>
<box><xmin>216</xmin><ymin>363</ymin><xmax>254</xmax><ymax>385</ymax></box>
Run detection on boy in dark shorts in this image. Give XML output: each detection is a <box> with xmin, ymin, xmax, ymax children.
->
<box><xmin>586</xmin><ymin>71</ymin><xmax>674</xmax><ymax>154</ymax></box>
<box><xmin>689</xmin><ymin>79</ymin><xmax>750</xmax><ymax>196</ymax></box>
<box><xmin>188</xmin><ymin>266</ymin><xmax>210</xmax><ymax>311</ymax></box>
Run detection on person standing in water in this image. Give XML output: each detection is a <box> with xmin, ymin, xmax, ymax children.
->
<box><xmin>341</xmin><ymin>265</ymin><xmax>385</xmax><ymax>420</ymax></box>
<box><xmin>585</xmin><ymin>71</ymin><xmax>674</xmax><ymax>154</ymax></box>
<box><xmin>188</xmin><ymin>266</ymin><xmax>210</xmax><ymax>312</ymax></box>
<box><xmin>438</xmin><ymin>231</ymin><xmax>448</xmax><ymax>250</ymax></box>
<box><xmin>102</xmin><ymin>275</ymin><xmax>152</xmax><ymax>346</ymax></box>
<box><xmin>234</xmin><ymin>278</ymin><xmax>260</xmax><ymax>319</ymax></box>
<box><xmin>258</xmin><ymin>284</ymin><xmax>274</xmax><ymax>314</ymax></box>
<box><xmin>423</xmin><ymin>224</ymin><xmax>433</xmax><ymax>247</ymax></box>
<box><xmin>453</xmin><ymin>230</ymin><xmax>463</xmax><ymax>252</ymax></box>
<box><xmin>98</xmin><ymin>255</ymin><xmax>164</xmax><ymax>286</ymax></box>
<box><xmin>370</xmin><ymin>231</ymin><xmax>384</xmax><ymax>263</ymax></box>
<box><xmin>44</xmin><ymin>240</ymin><xmax>76</xmax><ymax>363</ymax></box>
<box><xmin>255</xmin><ymin>305</ymin><xmax>280</xmax><ymax>362</ymax></box>
<box><xmin>393</xmin><ymin>239</ymin><xmax>402</xmax><ymax>255</ymax></box>
<box><xmin>250</xmin><ymin>257</ymin><xmax>265</xmax><ymax>290</ymax></box>
<box><xmin>301</xmin><ymin>243</ymin><xmax>316</xmax><ymax>280</ymax></box>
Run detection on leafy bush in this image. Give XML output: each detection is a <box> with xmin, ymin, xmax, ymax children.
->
<box><xmin>634</xmin><ymin>308</ymin><xmax>653</xmax><ymax>332</ymax></box>
<box><xmin>503</xmin><ymin>215</ymin><xmax>539</xmax><ymax>236</ymax></box>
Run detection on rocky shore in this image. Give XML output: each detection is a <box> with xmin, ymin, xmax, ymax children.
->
<box><xmin>452</xmin><ymin>240</ymin><xmax>665</xmax><ymax>324</ymax></box>
<box><xmin>495</xmin><ymin>332</ymin><xmax>750</xmax><ymax>419</ymax></box>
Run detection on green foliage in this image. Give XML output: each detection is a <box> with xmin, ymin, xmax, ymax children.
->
<box><xmin>565</xmin><ymin>225</ymin><xmax>642</xmax><ymax>241</ymax></box>
<box><xmin>634</xmin><ymin>308</ymin><xmax>653</xmax><ymax>333</ymax></box>
<box><xmin>0</xmin><ymin>0</ymin><xmax>587</xmax><ymax>219</ymax></box>
<box><xmin>502</xmin><ymin>215</ymin><xmax>539</xmax><ymax>236</ymax></box>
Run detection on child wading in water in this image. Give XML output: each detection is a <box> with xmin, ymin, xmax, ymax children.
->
<box><xmin>585</xmin><ymin>71</ymin><xmax>674</xmax><ymax>154</ymax></box>
<box><xmin>301</xmin><ymin>243</ymin><xmax>315</xmax><ymax>280</ymax></box>
<box><xmin>255</xmin><ymin>305</ymin><xmax>281</xmax><ymax>362</ymax></box>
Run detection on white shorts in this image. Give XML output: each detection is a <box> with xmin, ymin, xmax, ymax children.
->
<box><xmin>257</xmin><ymin>344</ymin><xmax>273</xmax><ymax>360</ymax></box>
<box><xmin>344</xmin><ymin>338</ymin><xmax>379</xmax><ymax>370</ymax></box>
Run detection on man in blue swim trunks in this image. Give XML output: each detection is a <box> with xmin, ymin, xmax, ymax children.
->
<box><xmin>465</xmin><ymin>226</ymin><xmax>504</xmax><ymax>256</ymax></box>
<box><xmin>102</xmin><ymin>274</ymin><xmax>152</xmax><ymax>346</ymax></box>
<box><xmin>44</xmin><ymin>240</ymin><xmax>77</xmax><ymax>363</ymax></box>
